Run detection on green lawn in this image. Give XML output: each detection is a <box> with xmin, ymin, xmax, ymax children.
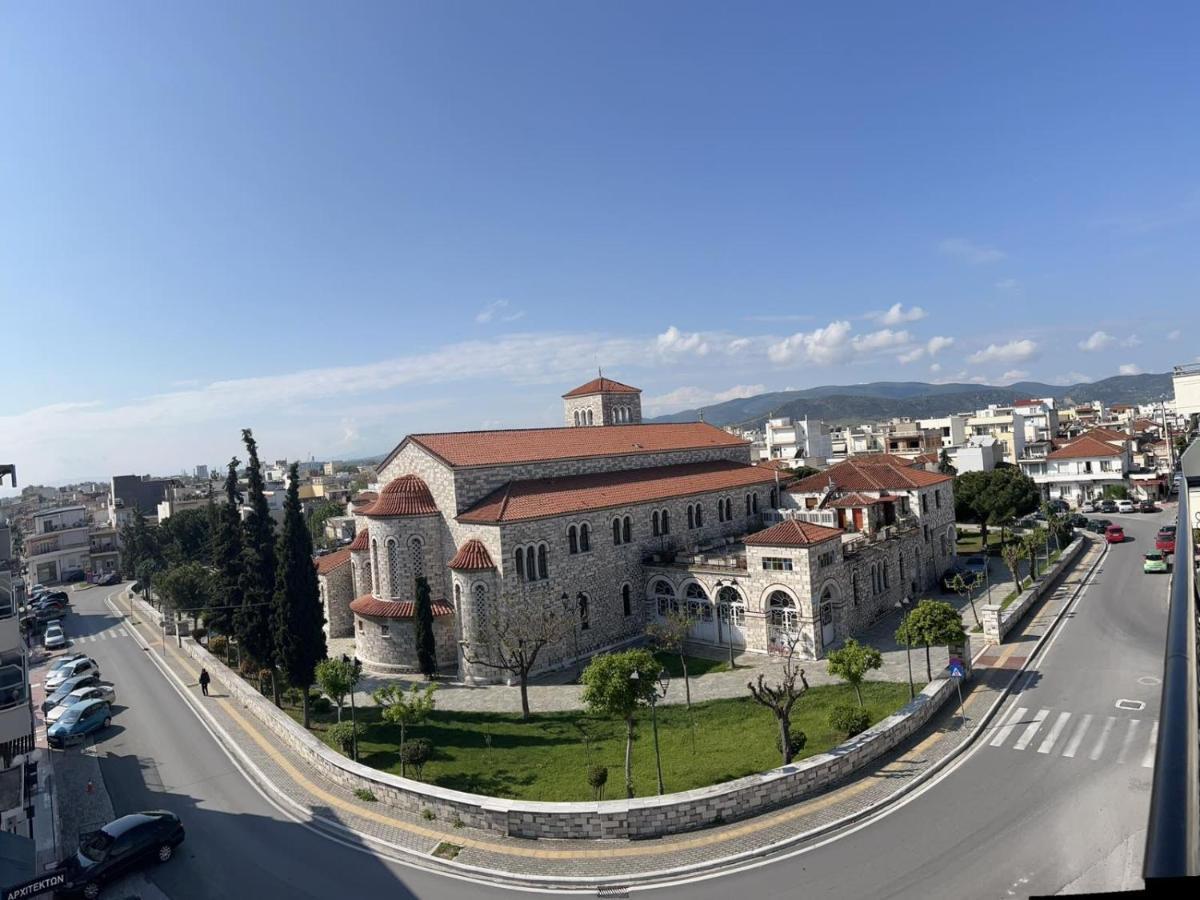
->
<box><xmin>652</xmin><ymin>651</ymin><xmax>730</xmax><ymax>679</ymax></box>
<box><xmin>955</xmin><ymin>531</ymin><xmax>1020</xmax><ymax>554</ymax></box>
<box><xmin>296</xmin><ymin>681</ymin><xmax>918</xmax><ymax>801</ymax></box>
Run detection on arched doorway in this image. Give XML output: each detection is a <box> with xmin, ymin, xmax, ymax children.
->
<box><xmin>766</xmin><ymin>590</ymin><xmax>800</xmax><ymax>655</ymax></box>
<box><xmin>651</xmin><ymin>579</ymin><xmax>678</xmax><ymax>621</ymax></box>
<box><xmin>716</xmin><ymin>585</ymin><xmax>746</xmax><ymax>650</ymax></box>
<box><xmin>819</xmin><ymin>584</ymin><xmax>837</xmax><ymax>649</ymax></box>
<box><xmin>684</xmin><ymin>582</ymin><xmax>715</xmax><ymax>643</ymax></box>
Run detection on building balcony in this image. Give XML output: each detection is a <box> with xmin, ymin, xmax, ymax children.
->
<box><xmin>0</xmin><ymin>653</ymin><xmax>31</xmax><ymax>746</ymax></box>
<box><xmin>1025</xmin><ymin>470</ymin><xmax>1125</xmax><ymax>483</ymax></box>
<box><xmin>23</xmin><ymin>534</ymin><xmax>90</xmax><ymax>557</ymax></box>
<box><xmin>33</xmin><ymin>520</ymin><xmax>88</xmax><ymax>534</ymax></box>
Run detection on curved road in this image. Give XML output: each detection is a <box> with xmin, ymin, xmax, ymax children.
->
<box><xmin>58</xmin><ymin>509</ymin><xmax>1169</xmax><ymax>899</ymax></box>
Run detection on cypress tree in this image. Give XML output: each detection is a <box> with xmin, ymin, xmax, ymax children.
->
<box><xmin>414</xmin><ymin>575</ymin><xmax>437</xmax><ymax>679</ymax></box>
<box><xmin>236</xmin><ymin>430</ymin><xmax>279</xmax><ymax>701</ymax></box>
<box><xmin>208</xmin><ymin>458</ymin><xmax>244</xmax><ymax>641</ymax></box>
<box><xmin>274</xmin><ymin>463</ymin><xmax>327</xmax><ymax>728</ymax></box>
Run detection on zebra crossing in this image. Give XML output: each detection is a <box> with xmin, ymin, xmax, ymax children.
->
<box><xmin>73</xmin><ymin>628</ymin><xmax>123</xmax><ymax>644</ymax></box>
<box><xmin>987</xmin><ymin>703</ymin><xmax>1157</xmax><ymax>767</ymax></box>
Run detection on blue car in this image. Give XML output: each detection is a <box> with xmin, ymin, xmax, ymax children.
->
<box><xmin>47</xmin><ymin>698</ymin><xmax>112</xmax><ymax>748</ymax></box>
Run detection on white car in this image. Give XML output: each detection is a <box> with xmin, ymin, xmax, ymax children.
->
<box><xmin>43</xmin><ymin>623</ymin><xmax>67</xmax><ymax>650</ymax></box>
<box><xmin>1116</xmin><ymin>499</ymin><xmax>1136</xmax><ymax>513</ymax></box>
<box><xmin>45</xmin><ymin>685</ymin><xmax>117</xmax><ymax>724</ymax></box>
<box><xmin>45</xmin><ymin>658</ymin><xmax>99</xmax><ymax>690</ymax></box>
<box><xmin>1080</xmin><ymin>501</ymin><xmax>1097</xmax><ymax>513</ymax></box>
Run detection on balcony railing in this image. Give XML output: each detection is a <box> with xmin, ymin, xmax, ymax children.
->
<box><xmin>0</xmin><ymin>660</ymin><xmax>27</xmax><ymax>710</ymax></box>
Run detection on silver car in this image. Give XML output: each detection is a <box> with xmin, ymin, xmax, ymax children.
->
<box><xmin>45</xmin><ymin>685</ymin><xmax>118</xmax><ymax>724</ymax></box>
<box><xmin>46</xmin><ymin>658</ymin><xmax>100</xmax><ymax>691</ymax></box>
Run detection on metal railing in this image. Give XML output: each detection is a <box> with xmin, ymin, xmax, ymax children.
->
<box><xmin>1143</xmin><ymin>446</ymin><xmax>1200</xmax><ymax>882</ymax></box>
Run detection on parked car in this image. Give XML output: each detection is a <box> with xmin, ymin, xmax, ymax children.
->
<box><xmin>46</xmin><ymin>685</ymin><xmax>118</xmax><ymax>725</ymax></box>
<box><xmin>60</xmin><ymin>568</ymin><xmax>87</xmax><ymax>583</ymax></box>
<box><xmin>1143</xmin><ymin>552</ymin><xmax>1170</xmax><ymax>574</ymax></box>
<box><xmin>46</xmin><ymin>658</ymin><xmax>100</xmax><ymax>691</ymax></box>
<box><xmin>1080</xmin><ymin>501</ymin><xmax>1098</xmax><ymax>513</ymax></box>
<box><xmin>97</xmin><ymin>572</ymin><xmax>120</xmax><ymax>586</ymax></box>
<box><xmin>962</xmin><ymin>554</ymin><xmax>988</xmax><ymax>578</ymax></box>
<box><xmin>1045</xmin><ymin>499</ymin><xmax>1070</xmax><ymax>513</ymax></box>
<box><xmin>1087</xmin><ymin>518</ymin><xmax>1113</xmax><ymax>534</ymax></box>
<box><xmin>35</xmin><ymin>604</ymin><xmax>66</xmax><ymax>624</ymax></box>
<box><xmin>34</xmin><ymin>589</ymin><xmax>70</xmax><ymax>604</ymax></box>
<box><xmin>1138</xmin><ymin>500</ymin><xmax>1158</xmax><ymax>513</ymax></box>
<box><xmin>1156</xmin><ymin>531</ymin><xmax>1176</xmax><ymax>554</ymax></box>
<box><xmin>1105</xmin><ymin>524</ymin><xmax>1126</xmax><ymax>544</ymax></box>
<box><xmin>1116</xmin><ymin>499</ymin><xmax>1136</xmax><ymax>513</ymax></box>
<box><xmin>940</xmin><ymin>562</ymin><xmax>970</xmax><ymax>591</ymax></box>
<box><xmin>1099</xmin><ymin>499</ymin><xmax>1118</xmax><ymax>513</ymax></box>
<box><xmin>56</xmin><ymin>811</ymin><xmax>185</xmax><ymax>899</ymax></box>
<box><xmin>42</xmin><ymin>674</ymin><xmax>104</xmax><ymax>714</ymax></box>
<box><xmin>44</xmin><ymin>623</ymin><xmax>67</xmax><ymax>650</ymax></box>
<box><xmin>1157</xmin><ymin>524</ymin><xmax>1177</xmax><ymax>539</ymax></box>
<box><xmin>46</xmin><ymin>698</ymin><xmax>112</xmax><ymax>748</ymax></box>
<box><xmin>1068</xmin><ymin>513</ymin><xmax>1089</xmax><ymax>528</ymax></box>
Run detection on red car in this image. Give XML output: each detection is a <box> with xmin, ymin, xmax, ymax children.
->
<box><xmin>1156</xmin><ymin>534</ymin><xmax>1176</xmax><ymax>554</ymax></box>
<box><xmin>1105</xmin><ymin>525</ymin><xmax>1125</xmax><ymax>544</ymax></box>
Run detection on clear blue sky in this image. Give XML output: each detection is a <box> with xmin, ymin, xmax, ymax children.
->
<box><xmin>2</xmin><ymin>1</ymin><xmax>1198</xmax><ymax>487</ymax></box>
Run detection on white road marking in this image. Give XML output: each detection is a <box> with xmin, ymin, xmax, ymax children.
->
<box><xmin>1038</xmin><ymin>712</ymin><xmax>1072</xmax><ymax>754</ymax></box>
<box><xmin>1013</xmin><ymin>708</ymin><xmax>1050</xmax><ymax>751</ymax></box>
<box><xmin>1117</xmin><ymin>719</ymin><xmax>1140</xmax><ymax>765</ymax></box>
<box><xmin>1090</xmin><ymin>716</ymin><xmax>1118</xmax><ymax>761</ymax></box>
<box><xmin>1063</xmin><ymin>714</ymin><xmax>1093</xmax><ymax>758</ymax></box>
<box><xmin>1142</xmin><ymin>721</ymin><xmax>1158</xmax><ymax>768</ymax></box>
<box><xmin>990</xmin><ymin>706</ymin><xmax>1029</xmax><ymax>747</ymax></box>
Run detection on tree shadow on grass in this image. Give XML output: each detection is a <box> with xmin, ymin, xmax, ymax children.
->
<box><xmin>432</xmin><ymin>769</ymin><xmax>539</xmax><ymax>797</ymax></box>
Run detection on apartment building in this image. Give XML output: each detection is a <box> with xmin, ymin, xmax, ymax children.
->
<box><xmin>22</xmin><ymin>506</ymin><xmax>91</xmax><ymax>585</ymax></box>
<box><xmin>1018</xmin><ymin>434</ymin><xmax>1129</xmax><ymax>507</ymax></box>
<box><xmin>918</xmin><ymin>414</ymin><xmax>969</xmax><ymax>448</ymax></box>
<box><xmin>1012</xmin><ymin>398</ymin><xmax>1059</xmax><ymax>443</ymax></box>
<box><xmin>966</xmin><ymin>406</ymin><xmax>1026</xmax><ymax>462</ymax></box>
<box><xmin>763</xmin><ymin>417</ymin><xmax>833</xmax><ymax>464</ymax></box>
<box><xmin>1173</xmin><ymin>362</ymin><xmax>1200</xmax><ymax>419</ymax></box>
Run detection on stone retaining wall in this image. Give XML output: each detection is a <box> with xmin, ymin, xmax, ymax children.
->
<box><xmin>981</xmin><ymin>535</ymin><xmax>1087</xmax><ymax>644</ymax></box>
<box><xmin>165</xmin><ymin>614</ymin><xmax>955</xmax><ymax>839</ymax></box>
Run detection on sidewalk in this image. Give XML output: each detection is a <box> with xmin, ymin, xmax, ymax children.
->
<box><xmin>108</xmin><ymin>536</ymin><xmax>1103</xmax><ymax>886</ymax></box>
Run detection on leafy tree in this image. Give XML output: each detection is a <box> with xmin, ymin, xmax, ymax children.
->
<box><xmin>1040</xmin><ymin>503</ymin><xmax>1070</xmax><ymax>552</ymax></box>
<box><xmin>1000</xmin><ymin>541</ymin><xmax>1025</xmax><ymax>594</ymax></box>
<box><xmin>414</xmin><ymin>575</ymin><xmax>437</xmax><ymax>679</ymax></box>
<box><xmin>121</xmin><ymin>507</ymin><xmax>163</xmax><ymax>580</ymax></box>
<box><xmin>790</xmin><ymin>465</ymin><xmax>820</xmax><ymax>479</ymax></box>
<box><xmin>307</xmin><ymin>500</ymin><xmax>346</xmax><ymax>546</ymax></box>
<box><xmin>1101</xmin><ymin>484</ymin><xmax>1129</xmax><ymax>500</ymax></box>
<box><xmin>948</xmin><ymin>572</ymin><xmax>983</xmax><ymax>630</ymax></box>
<box><xmin>587</xmin><ymin>764</ymin><xmax>608</xmax><ymax>801</ymax></box>
<box><xmin>746</xmin><ymin>631</ymin><xmax>811</xmax><ymax>766</ymax></box>
<box><xmin>1021</xmin><ymin>527</ymin><xmax>1047</xmax><ymax>584</ymax></box>
<box><xmin>645</xmin><ymin>611</ymin><xmax>692</xmax><ymax>708</ymax></box>
<box><xmin>208</xmin><ymin>458</ymin><xmax>244</xmax><ymax>639</ymax></box>
<box><xmin>314</xmin><ymin>657</ymin><xmax>359</xmax><ymax>722</ymax></box>
<box><xmin>400</xmin><ymin>738</ymin><xmax>433</xmax><ymax>780</ymax></box>
<box><xmin>9</xmin><ymin>523</ymin><xmax>22</xmax><ymax>557</ymax></box>
<box><xmin>954</xmin><ymin>467</ymin><xmax>1040</xmax><ymax>547</ymax></box>
<box><xmin>273</xmin><ymin>462</ymin><xmax>327</xmax><ymax>728</ymax></box>
<box><xmin>236</xmin><ymin>429</ymin><xmax>278</xmax><ymax>700</ymax></box>
<box><xmin>159</xmin><ymin>507</ymin><xmax>212</xmax><ymax>565</ymax></box>
<box><xmin>830</xmin><ymin>705</ymin><xmax>870</xmax><ymax>737</ymax></box>
<box><xmin>580</xmin><ymin>648</ymin><xmax>660</xmax><ymax>799</ymax></box>
<box><xmin>327</xmin><ymin>721</ymin><xmax>364</xmax><ymax>756</ymax></box>
<box><xmin>897</xmin><ymin>599</ymin><xmax>965</xmax><ymax>681</ymax></box>
<box><xmin>825</xmin><ymin>638</ymin><xmax>883</xmax><ymax>708</ymax></box>
<box><xmin>134</xmin><ymin>558</ymin><xmax>163</xmax><ymax>606</ymax></box>
<box><xmin>372</xmin><ymin>683</ymin><xmax>437</xmax><ymax>778</ymax></box>
<box><xmin>937</xmin><ymin>447</ymin><xmax>957</xmax><ymax>476</ymax></box>
<box><xmin>156</xmin><ymin>562</ymin><xmax>214</xmax><ymax>630</ymax></box>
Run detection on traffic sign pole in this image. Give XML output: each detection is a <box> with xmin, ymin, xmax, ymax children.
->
<box><xmin>948</xmin><ymin>656</ymin><xmax>967</xmax><ymax>724</ymax></box>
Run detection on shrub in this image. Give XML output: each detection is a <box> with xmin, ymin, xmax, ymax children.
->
<box><xmin>400</xmin><ymin>738</ymin><xmax>433</xmax><ymax>780</ymax></box>
<box><xmin>309</xmin><ymin>695</ymin><xmax>332</xmax><ymax>715</ymax></box>
<box><xmin>190</xmin><ymin>627</ymin><xmax>207</xmax><ymax>642</ymax></box>
<box><xmin>829</xmin><ymin>705</ymin><xmax>870</xmax><ymax>737</ymax></box>
<box><xmin>283</xmin><ymin>686</ymin><xmax>303</xmax><ymax>706</ymax></box>
<box><xmin>421</xmin><ymin>808</ymin><xmax>435</xmax><ymax>821</ymax></box>
<box><xmin>353</xmin><ymin>788</ymin><xmax>376</xmax><ymax>802</ymax></box>
<box><xmin>238</xmin><ymin>659</ymin><xmax>258</xmax><ymax>677</ymax></box>
<box><xmin>452</xmin><ymin>814</ymin><xmax>464</xmax><ymax>829</ymax></box>
<box><xmin>777</xmin><ymin>727</ymin><xmax>808</xmax><ymax>757</ymax></box>
<box><xmin>586</xmin><ymin>764</ymin><xmax>608</xmax><ymax>800</ymax></box>
<box><xmin>208</xmin><ymin>635</ymin><xmax>228</xmax><ymax>657</ymax></box>
<box><xmin>326</xmin><ymin>721</ymin><xmax>363</xmax><ymax>755</ymax></box>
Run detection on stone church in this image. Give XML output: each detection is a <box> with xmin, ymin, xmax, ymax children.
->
<box><xmin>316</xmin><ymin>376</ymin><xmax>957</xmax><ymax>677</ymax></box>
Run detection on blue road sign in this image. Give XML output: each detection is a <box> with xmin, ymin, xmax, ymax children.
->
<box><xmin>948</xmin><ymin>661</ymin><xmax>965</xmax><ymax>678</ymax></box>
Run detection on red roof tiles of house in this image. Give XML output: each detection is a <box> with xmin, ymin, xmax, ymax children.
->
<box><xmin>788</xmin><ymin>458</ymin><xmax>952</xmax><ymax>494</ymax></box>
<box><xmin>314</xmin><ymin>547</ymin><xmax>351</xmax><ymax>575</ymax></box>
<box><xmin>348</xmin><ymin>529</ymin><xmax>370</xmax><ymax>551</ymax></box>
<box><xmin>744</xmin><ymin>519</ymin><xmax>843</xmax><ymax>547</ymax></box>
<box><xmin>1046</xmin><ymin>435</ymin><xmax>1124</xmax><ymax>459</ymax></box>
<box><xmin>396</xmin><ymin>422</ymin><xmax>747</xmax><ymax>470</ymax></box>
<box><xmin>561</xmin><ymin>377</ymin><xmax>642</xmax><ymax>398</ymax></box>
<box><xmin>1132</xmin><ymin>418</ymin><xmax>1161</xmax><ymax>432</ymax></box>
<box><xmin>349</xmin><ymin>595</ymin><xmax>455</xmax><ymax>619</ymax></box>
<box><xmin>362</xmin><ymin>474</ymin><xmax>438</xmax><ymax>517</ymax></box>
<box><xmin>1086</xmin><ymin>426</ymin><xmax>1133</xmax><ymax>442</ymax></box>
<box><xmin>827</xmin><ymin>492</ymin><xmax>886</xmax><ymax>508</ymax></box>
<box><xmin>458</xmin><ymin>460</ymin><xmax>777</xmax><ymax>524</ymax></box>
<box><xmin>349</xmin><ymin>491</ymin><xmax>378</xmax><ymax>507</ymax></box>
<box><xmin>448</xmin><ymin>539</ymin><xmax>495</xmax><ymax>571</ymax></box>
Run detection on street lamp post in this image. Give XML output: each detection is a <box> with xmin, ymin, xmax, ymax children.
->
<box><xmin>898</xmin><ymin>596</ymin><xmax>915</xmax><ymax>701</ymax></box>
<box><xmin>560</xmin><ymin>592</ymin><xmax>582</xmax><ymax>682</ymax></box>
<box><xmin>342</xmin><ymin>654</ymin><xmax>362</xmax><ymax>762</ymax></box>
<box><xmin>631</xmin><ymin>668</ymin><xmax>670</xmax><ymax>795</ymax></box>
<box><xmin>715</xmin><ymin>579</ymin><xmax>738</xmax><ymax>670</ymax></box>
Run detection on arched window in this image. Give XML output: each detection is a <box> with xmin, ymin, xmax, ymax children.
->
<box><xmin>686</xmin><ymin>582</ymin><xmax>712</xmax><ymax>623</ymax></box>
<box><xmin>568</xmin><ymin>525</ymin><xmax>578</xmax><ymax>554</ymax></box>
<box><xmin>409</xmin><ymin>537</ymin><xmax>424</xmax><ymax>582</ymax></box>
<box><xmin>687</xmin><ymin>505</ymin><xmax>695</xmax><ymax>530</ymax></box>
<box><xmin>371</xmin><ymin>539</ymin><xmax>380</xmax><ymax>594</ymax></box>
<box><xmin>767</xmin><ymin>591</ymin><xmax>798</xmax><ymax>651</ymax></box>
<box><xmin>364</xmin><ymin>560</ymin><xmax>373</xmax><ymax>594</ymax></box>
<box><xmin>770</xmin><ymin>487</ymin><xmax>778</xmax><ymax>508</ymax></box>
<box><xmin>717</xmin><ymin>500</ymin><xmax>725</xmax><ymax>523</ymax></box>
<box><xmin>695</xmin><ymin>504</ymin><xmax>703</xmax><ymax>527</ymax></box>
<box><xmin>745</xmin><ymin>494</ymin><xmax>752</xmax><ymax>517</ymax></box>
<box><xmin>386</xmin><ymin>538</ymin><xmax>400</xmax><ymax>598</ymax></box>
<box><xmin>580</xmin><ymin>523</ymin><xmax>590</xmax><ymax>552</ymax></box>
<box><xmin>717</xmin><ymin>585</ymin><xmax>745</xmax><ymax>627</ymax></box>
<box><xmin>537</xmin><ymin>544</ymin><xmax>548</xmax><ymax>580</ymax></box>
<box><xmin>883</xmin><ymin>562</ymin><xmax>889</xmax><ymax>589</ymax></box>
<box><xmin>653</xmin><ymin>579</ymin><xmax>678</xmax><ymax>617</ymax></box>
<box><xmin>622</xmin><ymin>583</ymin><xmax>632</xmax><ymax>617</ymax></box>
<box><xmin>454</xmin><ymin>583</ymin><xmax>461</xmax><ymax>608</ymax></box>
<box><xmin>573</xmin><ymin>410</ymin><xmax>580</xmax><ymax>426</ymax></box>
<box><xmin>752</xmin><ymin>493</ymin><xmax>759</xmax><ymax>513</ymax></box>
<box><xmin>622</xmin><ymin>516</ymin><xmax>632</xmax><ymax>543</ymax></box>
<box><xmin>586</xmin><ymin>409</ymin><xmax>593</xmax><ymax>425</ymax></box>
<box><xmin>613</xmin><ymin>517</ymin><xmax>622</xmax><ymax>545</ymax></box>
<box><xmin>652</xmin><ymin>511</ymin><xmax>660</xmax><ymax>536</ymax></box>
<box><xmin>725</xmin><ymin>498</ymin><xmax>733</xmax><ymax>521</ymax></box>
<box><xmin>515</xmin><ymin>547</ymin><xmax>526</xmax><ymax>581</ymax></box>
<box><xmin>661</xmin><ymin>509</ymin><xmax>670</xmax><ymax>534</ymax></box>
<box><xmin>474</xmin><ymin>584</ymin><xmax>487</xmax><ymax>630</ymax></box>
<box><xmin>579</xmin><ymin>593</ymin><xmax>590</xmax><ymax>631</ymax></box>
<box><xmin>851</xmin><ymin>572</ymin><xmax>859</xmax><ymax>604</ymax></box>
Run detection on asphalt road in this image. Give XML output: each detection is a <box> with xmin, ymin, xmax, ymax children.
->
<box><xmin>54</xmin><ymin>510</ymin><xmax>1170</xmax><ymax>899</ymax></box>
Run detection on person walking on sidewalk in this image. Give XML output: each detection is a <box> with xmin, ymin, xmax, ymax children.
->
<box><xmin>199</xmin><ymin>668</ymin><xmax>211</xmax><ymax>697</ymax></box>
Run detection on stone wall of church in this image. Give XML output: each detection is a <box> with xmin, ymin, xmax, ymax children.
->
<box><xmin>319</xmin><ymin>563</ymin><xmax>355</xmax><ymax>639</ymax></box>
<box><xmin>364</xmin><ymin>513</ymin><xmax>446</xmax><ymax>601</ymax></box>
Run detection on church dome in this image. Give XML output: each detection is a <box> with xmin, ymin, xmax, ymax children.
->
<box><xmin>362</xmin><ymin>474</ymin><xmax>438</xmax><ymax>517</ymax></box>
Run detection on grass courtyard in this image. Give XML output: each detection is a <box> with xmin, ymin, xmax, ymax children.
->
<box><xmin>290</xmin><ymin>680</ymin><xmax>918</xmax><ymax>802</ymax></box>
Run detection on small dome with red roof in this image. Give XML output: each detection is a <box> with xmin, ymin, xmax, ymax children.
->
<box><xmin>362</xmin><ymin>474</ymin><xmax>438</xmax><ymax>517</ymax></box>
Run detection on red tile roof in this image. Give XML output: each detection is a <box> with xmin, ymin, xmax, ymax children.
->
<box><xmin>1132</xmin><ymin>418</ymin><xmax>1161</xmax><ymax>432</ymax></box>
<box><xmin>562</xmin><ymin>376</ymin><xmax>641</xmax><ymax>398</ymax></box>
<box><xmin>744</xmin><ymin>519</ymin><xmax>843</xmax><ymax>547</ymax></box>
<box><xmin>827</xmin><ymin>492</ymin><xmax>886</xmax><ymax>508</ymax></box>
<box><xmin>348</xmin><ymin>529</ymin><xmax>369</xmax><ymax>551</ymax></box>
<box><xmin>350</xmin><ymin>491</ymin><xmax>378</xmax><ymax>507</ymax></box>
<box><xmin>314</xmin><ymin>548</ymin><xmax>351</xmax><ymax>575</ymax></box>
<box><xmin>755</xmin><ymin>459</ymin><xmax>794</xmax><ymax>471</ymax></box>
<box><xmin>362</xmin><ymin>474</ymin><xmax>438</xmax><ymax>517</ymax></box>
<box><xmin>843</xmin><ymin>453</ymin><xmax>919</xmax><ymax>468</ymax></box>
<box><xmin>395</xmin><ymin>422</ymin><xmax>747</xmax><ymax>470</ymax></box>
<box><xmin>1046</xmin><ymin>435</ymin><xmax>1124</xmax><ymax>459</ymax></box>
<box><xmin>458</xmin><ymin>460</ymin><xmax>778</xmax><ymax>524</ymax></box>
<box><xmin>788</xmin><ymin>458</ymin><xmax>952</xmax><ymax>494</ymax></box>
<box><xmin>448</xmin><ymin>539</ymin><xmax>495</xmax><ymax>570</ymax></box>
<box><xmin>1086</xmin><ymin>426</ymin><xmax>1132</xmax><ymax>442</ymax></box>
<box><xmin>349</xmin><ymin>595</ymin><xmax>455</xmax><ymax>619</ymax></box>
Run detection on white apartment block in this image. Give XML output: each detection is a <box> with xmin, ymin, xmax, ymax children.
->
<box><xmin>1018</xmin><ymin>434</ymin><xmax>1129</xmax><ymax>507</ymax></box>
<box><xmin>1173</xmin><ymin>362</ymin><xmax>1200</xmax><ymax>419</ymax></box>
<box><xmin>967</xmin><ymin>406</ymin><xmax>1026</xmax><ymax>462</ymax></box>
<box><xmin>764</xmin><ymin>417</ymin><xmax>833</xmax><ymax>463</ymax></box>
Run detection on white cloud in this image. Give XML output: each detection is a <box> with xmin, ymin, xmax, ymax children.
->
<box><xmin>727</xmin><ymin>337</ymin><xmax>752</xmax><ymax>354</ymax></box>
<box><xmin>767</xmin><ymin>320</ymin><xmax>853</xmax><ymax>365</ymax></box>
<box><xmin>929</xmin><ymin>363</ymin><xmax>942</xmax><ymax>373</ymax></box>
<box><xmin>898</xmin><ymin>348</ymin><xmax>925</xmax><ymax>364</ymax></box>
<box><xmin>474</xmin><ymin>299</ymin><xmax>525</xmax><ymax>324</ymax></box>
<box><xmin>1121</xmin><ymin>334</ymin><xmax>1142</xmax><ymax>347</ymax></box>
<box><xmin>1001</xmin><ymin>369</ymin><xmax>1029</xmax><ymax>382</ymax></box>
<box><xmin>643</xmin><ymin>384</ymin><xmax>767</xmax><ymax>415</ymax></box>
<box><xmin>938</xmin><ymin>237</ymin><xmax>1006</xmax><ymax>264</ymax></box>
<box><xmin>926</xmin><ymin>336</ymin><xmax>955</xmax><ymax>356</ymax></box>
<box><xmin>874</xmin><ymin>303</ymin><xmax>927</xmax><ymax>325</ymax></box>
<box><xmin>1167</xmin><ymin>329</ymin><xmax>1182</xmax><ymax>341</ymax></box>
<box><xmin>1077</xmin><ymin>330</ymin><xmax>1114</xmax><ymax>352</ymax></box>
<box><xmin>851</xmin><ymin>329</ymin><xmax>911</xmax><ymax>353</ymax></box>
<box><xmin>967</xmin><ymin>339</ymin><xmax>1038</xmax><ymax>364</ymax></box>
<box><xmin>1051</xmin><ymin>371</ymin><xmax>1094</xmax><ymax>385</ymax></box>
<box><xmin>1118</xmin><ymin>363</ymin><xmax>1143</xmax><ymax>376</ymax></box>
<box><xmin>655</xmin><ymin>326</ymin><xmax>710</xmax><ymax>357</ymax></box>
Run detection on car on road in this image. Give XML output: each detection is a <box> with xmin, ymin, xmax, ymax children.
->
<box><xmin>1080</xmin><ymin>500</ymin><xmax>1098</xmax><ymax>513</ymax></box>
<box><xmin>45</xmin><ymin>685</ymin><xmax>118</xmax><ymax>725</ymax></box>
<box><xmin>1138</xmin><ymin>500</ymin><xmax>1158</xmax><ymax>513</ymax></box>
<box><xmin>1116</xmin><ymin>499</ymin><xmax>1136</xmax><ymax>513</ymax></box>
<box><xmin>46</xmin><ymin>698</ymin><xmax>112</xmax><ymax>748</ymax></box>
<box><xmin>962</xmin><ymin>554</ymin><xmax>988</xmax><ymax>578</ymax></box>
<box><xmin>1045</xmin><ymin>499</ymin><xmax>1069</xmax><ymax>513</ymax></box>
<box><xmin>1099</xmin><ymin>499</ymin><xmax>1118</xmax><ymax>513</ymax></box>
<box><xmin>33</xmin><ymin>589</ymin><xmax>70</xmax><ymax>604</ymax></box>
<box><xmin>42</xmin><ymin>674</ymin><xmax>105</xmax><ymax>714</ymax></box>
<box><xmin>1143</xmin><ymin>552</ymin><xmax>1170</xmax><ymax>574</ymax></box>
<box><xmin>34</xmin><ymin>603</ymin><xmax>66</xmax><ymax>624</ymax></box>
<box><xmin>43</xmin><ymin>623</ymin><xmax>67</xmax><ymax>650</ymax></box>
<box><xmin>939</xmin><ymin>562</ymin><xmax>970</xmax><ymax>591</ymax></box>
<box><xmin>1105</xmin><ymin>524</ymin><xmax>1126</xmax><ymax>544</ymax></box>
<box><xmin>61</xmin><ymin>567</ymin><xmax>87</xmax><ymax>583</ymax></box>
<box><xmin>1156</xmin><ymin>531</ymin><xmax>1176</xmax><ymax>554</ymax></box>
<box><xmin>57</xmin><ymin>811</ymin><xmax>185</xmax><ymax>899</ymax></box>
<box><xmin>46</xmin><ymin>657</ymin><xmax>100</xmax><ymax>691</ymax></box>
<box><xmin>1087</xmin><ymin>518</ymin><xmax>1113</xmax><ymax>534</ymax></box>
<box><xmin>1068</xmin><ymin>513</ymin><xmax>1089</xmax><ymax>528</ymax></box>
<box><xmin>96</xmin><ymin>572</ymin><xmax>120</xmax><ymax>586</ymax></box>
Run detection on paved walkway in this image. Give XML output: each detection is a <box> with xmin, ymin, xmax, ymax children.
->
<box><xmin>108</xmin><ymin>536</ymin><xmax>1102</xmax><ymax>884</ymax></box>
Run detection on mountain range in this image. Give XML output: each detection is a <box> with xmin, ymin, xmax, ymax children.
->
<box><xmin>649</xmin><ymin>373</ymin><xmax>1173</xmax><ymax>430</ymax></box>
